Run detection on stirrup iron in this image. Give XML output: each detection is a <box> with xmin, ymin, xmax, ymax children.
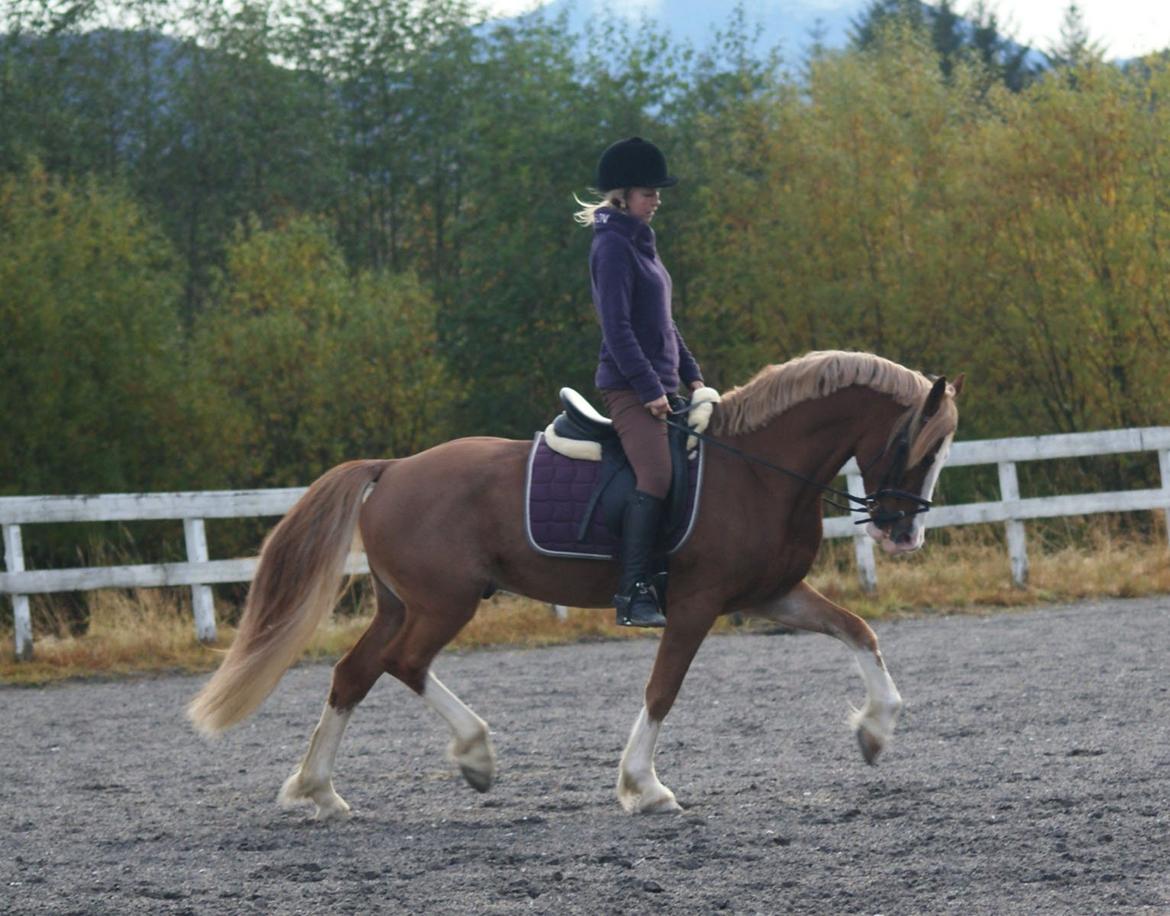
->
<box><xmin>615</xmin><ymin>581</ymin><xmax>666</xmax><ymax>628</ymax></box>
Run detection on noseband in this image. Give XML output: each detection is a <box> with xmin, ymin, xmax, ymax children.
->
<box><xmin>664</xmin><ymin>405</ymin><xmax>932</xmax><ymax>529</ymax></box>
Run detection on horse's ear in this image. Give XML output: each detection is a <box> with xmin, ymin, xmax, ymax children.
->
<box><xmin>923</xmin><ymin>376</ymin><xmax>948</xmax><ymax>419</ymax></box>
<box><xmin>951</xmin><ymin>373</ymin><xmax>966</xmax><ymax>398</ymax></box>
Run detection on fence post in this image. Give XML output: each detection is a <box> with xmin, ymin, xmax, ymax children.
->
<box><xmin>847</xmin><ymin>472</ymin><xmax>878</xmax><ymax>593</ymax></box>
<box><xmin>998</xmin><ymin>461</ymin><xmax>1028</xmax><ymax>586</ymax></box>
<box><xmin>551</xmin><ymin>604</ymin><xmax>568</xmax><ymax>620</ymax></box>
<box><xmin>1160</xmin><ymin>449</ymin><xmax>1170</xmax><ymax>548</ymax></box>
<box><xmin>182</xmin><ymin>518</ymin><xmax>217</xmax><ymax>643</ymax></box>
<box><xmin>3</xmin><ymin>524</ymin><xmax>33</xmax><ymax>660</ymax></box>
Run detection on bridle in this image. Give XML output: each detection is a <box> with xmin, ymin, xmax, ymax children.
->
<box><xmin>663</xmin><ymin>403</ymin><xmax>934</xmax><ymax>530</ymax></box>
<box><xmin>856</xmin><ymin>413</ymin><xmax>934</xmax><ymax>527</ymax></box>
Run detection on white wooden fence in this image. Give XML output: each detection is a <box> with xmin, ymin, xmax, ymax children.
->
<box><xmin>3</xmin><ymin>426</ymin><xmax>1169</xmax><ymax>660</ymax></box>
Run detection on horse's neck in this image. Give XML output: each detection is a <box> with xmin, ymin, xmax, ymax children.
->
<box><xmin>729</xmin><ymin>387</ymin><xmax>900</xmax><ymax>487</ymax></box>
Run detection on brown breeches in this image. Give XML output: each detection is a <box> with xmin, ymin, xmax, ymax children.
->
<box><xmin>601</xmin><ymin>388</ymin><xmax>672</xmax><ymax>499</ymax></box>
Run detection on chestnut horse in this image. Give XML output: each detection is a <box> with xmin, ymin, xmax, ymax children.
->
<box><xmin>188</xmin><ymin>350</ymin><xmax>962</xmax><ymax>818</ymax></box>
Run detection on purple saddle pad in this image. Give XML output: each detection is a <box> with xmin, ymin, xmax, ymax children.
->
<box><xmin>524</xmin><ymin>433</ymin><xmax>706</xmax><ymax>560</ymax></box>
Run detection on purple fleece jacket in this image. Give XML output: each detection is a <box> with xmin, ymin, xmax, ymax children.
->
<box><xmin>590</xmin><ymin>207</ymin><xmax>702</xmax><ymax>404</ymax></box>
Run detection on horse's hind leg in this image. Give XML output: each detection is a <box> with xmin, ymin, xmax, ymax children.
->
<box><xmin>279</xmin><ymin>578</ymin><xmax>405</xmax><ymax>820</ymax></box>
<box><xmin>381</xmin><ymin>595</ymin><xmax>497</xmax><ymax>793</ymax></box>
<box><xmin>746</xmin><ymin>581</ymin><xmax>903</xmax><ymax>765</ymax></box>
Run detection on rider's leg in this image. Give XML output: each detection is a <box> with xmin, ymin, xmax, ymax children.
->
<box><xmin>602</xmin><ymin>388</ymin><xmax>671</xmax><ymax>628</ymax></box>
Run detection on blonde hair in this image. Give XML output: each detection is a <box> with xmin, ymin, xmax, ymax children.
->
<box><xmin>574</xmin><ymin>188</ymin><xmax>627</xmax><ymax>226</ymax></box>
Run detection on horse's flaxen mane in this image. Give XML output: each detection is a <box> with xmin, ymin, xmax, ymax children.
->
<box><xmin>713</xmin><ymin>351</ymin><xmax>956</xmax><ymax>465</ymax></box>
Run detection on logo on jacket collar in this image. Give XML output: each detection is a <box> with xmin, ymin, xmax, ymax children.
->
<box><xmin>596</xmin><ymin>212</ymin><xmax>609</xmax><ymax>224</ymax></box>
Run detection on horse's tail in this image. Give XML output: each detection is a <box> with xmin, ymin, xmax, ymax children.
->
<box><xmin>187</xmin><ymin>459</ymin><xmax>391</xmax><ymax>736</ymax></box>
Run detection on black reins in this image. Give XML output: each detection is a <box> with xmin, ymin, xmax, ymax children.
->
<box><xmin>662</xmin><ymin>405</ymin><xmax>932</xmax><ymax>528</ymax></box>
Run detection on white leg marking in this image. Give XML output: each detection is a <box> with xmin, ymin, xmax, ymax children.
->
<box><xmin>423</xmin><ymin>672</ymin><xmax>496</xmax><ymax>792</ymax></box>
<box><xmin>617</xmin><ymin>706</ymin><xmax>681</xmax><ymax>814</ymax></box>
<box><xmin>850</xmin><ymin>649</ymin><xmax>903</xmax><ymax>764</ymax></box>
<box><xmin>279</xmin><ymin>703</ymin><xmax>353</xmax><ymax>820</ymax></box>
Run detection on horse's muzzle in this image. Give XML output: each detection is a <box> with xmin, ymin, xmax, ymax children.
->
<box><xmin>867</xmin><ymin>521</ymin><xmax>925</xmax><ymax>554</ymax></box>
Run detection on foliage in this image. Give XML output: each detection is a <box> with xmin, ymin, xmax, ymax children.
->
<box><xmin>949</xmin><ymin>63</ymin><xmax>1170</xmax><ymax>438</ymax></box>
<box><xmin>678</xmin><ymin>38</ymin><xmax>1170</xmax><ymax>454</ymax></box>
<box><xmin>192</xmin><ymin>216</ymin><xmax>458</xmax><ymax>487</ymax></box>
<box><xmin>0</xmin><ymin>163</ymin><xmax>187</xmax><ymax>494</ymax></box>
<box><xmin>0</xmin><ymin>2</ymin><xmax>1168</xmax><ymax>501</ymax></box>
<box><xmin>849</xmin><ymin>0</ymin><xmax>1040</xmax><ymax>91</ymax></box>
<box><xmin>1045</xmin><ymin>1</ymin><xmax>1107</xmax><ymax>70</ymax></box>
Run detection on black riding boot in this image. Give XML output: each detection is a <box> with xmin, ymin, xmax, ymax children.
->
<box><xmin>614</xmin><ymin>490</ymin><xmax>667</xmax><ymax>628</ymax></box>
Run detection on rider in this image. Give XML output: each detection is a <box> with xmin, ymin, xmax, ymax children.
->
<box><xmin>575</xmin><ymin>137</ymin><xmax>706</xmax><ymax>628</ymax></box>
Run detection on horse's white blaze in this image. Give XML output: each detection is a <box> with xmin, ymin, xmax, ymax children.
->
<box><xmin>850</xmin><ymin>649</ymin><xmax>903</xmax><ymax>744</ymax></box>
<box><xmin>279</xmin><ymin>703</ymin><xmax>353</xmax><ymax>819</ymax></box>
<box><xmin>868</xmin><ymin>432</ymin><xmax>954</xmax><ymax>555</ymax></box>
<box><xmin>907</xmin><ymin>432</ymin><xmax>953</xmax><ymax>549</ymax></box>
<box><xmin>423</xmin><ymin>672</ymin><xmax>495</xmax><ymax>791</ymax></box>
<box><xmin>617</xmin><ymin>706</ymin><xmax>681</xmax><ymax>814</ymax></box>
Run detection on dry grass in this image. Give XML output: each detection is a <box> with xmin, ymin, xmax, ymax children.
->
<box><xmin>808</xmin><ymin>524</ymin><xmax>1170</xmax><ymax>617</ymax></box>
<box><xmin>2</xmin><ymin>525</ymin><xmax>1167</xmax><ymax>685</ymax></box>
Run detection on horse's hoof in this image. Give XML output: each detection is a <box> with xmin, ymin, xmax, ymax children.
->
<box><xmin>641</xmin><ymin>794</ymin><xmax>683</xmax><ymax>814</ymax></box>
<box><xmin>460</xmin><ymin>763</ymin><xmax>493</xmax><ymax>793</ymax></box>
<box><xmin>452</xmin><ymin>733</ymin><xmax>496</xmax><ymax>793</ymax></box>
<box><xmin>619</xmin><ymin>780</ymin><xmax>681</xmax><ymax>815</ymax></box>
<box><xmin>313</xmin><ymin>794</ymin><xmax>352</xmax><ymax>821</ymax></box>
<box><xmin>856</xmin><ymin>724</ymin><xmax>885</xmax><ymax>765</ymax></box>
<box><xmin>279</xmin><ymin>771</ymin><xmax>352</xmax><ymax>819</ymax></box>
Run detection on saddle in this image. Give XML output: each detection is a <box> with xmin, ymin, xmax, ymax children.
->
<box><xmin>525</xmin><ymin>387</ymin><xmax>720</xmax><ymax>562</ymax></box>
<box><xmin>545</xmin><ymin>387</ymin><xmax>719</xmax><ymax>459</ymax></box>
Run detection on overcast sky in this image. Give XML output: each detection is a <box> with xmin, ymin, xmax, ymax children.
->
<box><xmin>479</xmin><ymin>0</ymin><xmax>1170</xmax><ymax>60</ymax></box>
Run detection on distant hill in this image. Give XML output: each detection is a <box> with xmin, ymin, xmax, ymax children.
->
<box><xmin>519</xmin><ymin>0</ymin><xmax>877</xmax><ymax>60</ymax></box>
<box><xmin>506</xmin><ymin>0</ymin><xmax>1060</xmax><ymax>72</ymax></box>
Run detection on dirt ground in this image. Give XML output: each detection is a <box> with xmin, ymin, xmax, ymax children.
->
<box><xmin>2</xmin><ymin>596</ymin><xmax>1168</xmax><ymax>914</ymax></box>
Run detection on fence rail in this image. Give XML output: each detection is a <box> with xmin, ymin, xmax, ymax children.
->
<box><xmin>4</xmin><ymin>427</ymin><xmax>1169</xmax><ymax>660</ymax></box>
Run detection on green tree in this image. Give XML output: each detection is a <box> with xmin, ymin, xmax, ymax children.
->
<box><xmin>681</xmin><ymin>30</ymin><xmax>972</xmax><ymax>390</ymax></box>
<box><xmin>0</xmin><ymin>163</ymin><xmax>187</xmax><ymax>494</ymax></box>
<box><xmin>0</xmin><ymin>1</ymin><xmax>186</xmax><ymax>189</ymax></box>
<box><xmin>159</xmin><ymin>1</ymin><xmax>341</xmax><ymax>318</ymax></box>
<box><xmin>849</xmin><ymin>0</ymin><xmax>927</xmax><ymax>49</ymax></box>
<box><xmin>951</xmin><ymin>62</ymin><xmax>1169</xmax><ymax>435</ymax></box>
<box><xmin>966</xmin><ymin>1</ymin><xmax>1037</xmax><ymax>92</ymax></box>
<box><xmin>435</xmin><ymin>11</ymin><xmax>606</xmax><ymax>435</ymax></box>
<box><xmin>275</xmin><ymin>0</ymin><xmax>476</xmax><ymax>276</ymax></box>
<box><xmin>1045</xmin><ymin>2</ymin><xmax>1106</xmax><ymax>70</ymax></box>
<box><xmin>850</xmin><ymin>0</ymin><xmax>1039</xmax><ymax>91</ymax></box>
<box><xmin>192</xmin><ymin>217</ymin><xmax>458</xmax><ymax>487</ymax></box>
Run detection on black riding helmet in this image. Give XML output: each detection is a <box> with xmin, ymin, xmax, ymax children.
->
<box><xmin>595</xmin><ymin>137</ymin><xmax>678</xmax><ymax>192</ymax></box>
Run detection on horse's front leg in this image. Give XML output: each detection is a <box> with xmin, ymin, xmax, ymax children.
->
<box><xmin>618</xmin><ymin>607</ymin><xmax>715</xmax><ymax>814</ymax></box>
<box><xmin>745</xmin><ymin>580</ymin><xmax>902</xmax><ymax>764</ymax></box>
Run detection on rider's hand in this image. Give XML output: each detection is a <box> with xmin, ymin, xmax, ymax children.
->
<box><xmin>645</xmin><ymin>395</ymin><xmax>670</xmax><ymax>419</ymax></box>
